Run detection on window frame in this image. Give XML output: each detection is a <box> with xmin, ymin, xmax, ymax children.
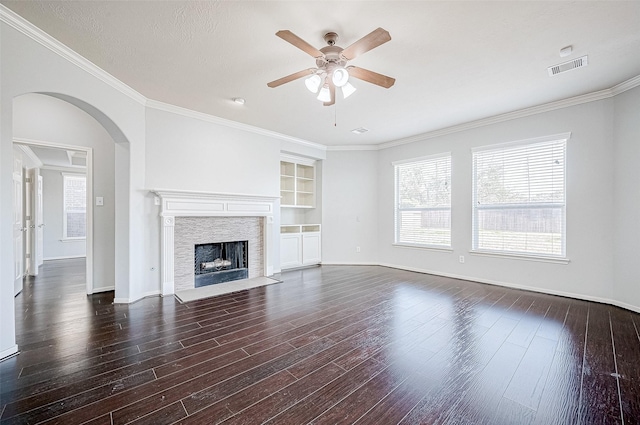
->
<box><xmin>393</xmin><ymin>152</ymin><xmax>452</xmax><ymax>250</ymax></box>
<box><xmin>62</xmin><ymin>172</ymin><xmax>87</xmax><ymax>241</ymax></box>
<box><xmin>471</xmin><ymin>133</ymin><xmax>570</xmax><ymax>262</ymax></box>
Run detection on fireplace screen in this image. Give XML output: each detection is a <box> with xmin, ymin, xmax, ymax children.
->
<box><xmin>194</xmin><ymin>240</ymin><xmax>248</xmax><ymax>287</ymax></box>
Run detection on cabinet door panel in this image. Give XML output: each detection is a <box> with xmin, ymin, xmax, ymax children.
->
<box><xmin>281</xmin><ymin>234</ymin><xmax>303</xmax><ymax>269</ymax></box>
<box><xmin>302</xmin><ymin>233</ymin><xmax>321</xmax><ymax>265</ymax></box>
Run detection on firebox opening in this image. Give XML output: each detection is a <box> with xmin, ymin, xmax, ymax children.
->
<box><xmin>194</xmin><ymin>240</ymin><xmax>248</xmax><ymax>287</ymax></box>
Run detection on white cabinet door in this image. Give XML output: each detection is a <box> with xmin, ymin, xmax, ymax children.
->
<box><xmin>281</xmin><ymin>234</ymin><xmax>303</xmax><ymax>269</ymax></box>
<box><xmin>302</xmin><ymin>233</ymin><xmax>321</xmax><ymax>265</ymax></box>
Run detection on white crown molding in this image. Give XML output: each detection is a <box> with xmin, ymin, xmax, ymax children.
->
<box><xmin>326</xmin><ymin>145</ymin><xmax>380</xmax><ymax>151</ymax></box>
<box><xmin>4</xmin><ymin>4</ymin><xmax>638</xmax><ymax>155</ymax></box>
<box><xmin>330</xmin><ymin>74</ymin><xmax>640</xmax><ymax>152</ymax></box>
<box><xmin>0</xmin><ymin>5</ymin><xmax>324</xmax><ymax>153</ymax></box>
<box><xmin>145</xmin><ymin>99</ymin><xmax>326</xmax><ymax>152</ymax></box>
<box><xmin>378</xmin><ymin>88</ymin><xmax>615</xmax><ymax>150</ymax></box>
<box><xmin>14</xmin><ymin>144</ymin><xmax>43</xmax><ymax>168</ymax></box>
<box><xmin>0</xmin><ymin>5</ymin><xmax>146</xmax><ymax>105</ymax></box>
<box><xmin>611</xmin><ymin>74</ymin><xmax>640</xmax><ymax>96</ymax></box>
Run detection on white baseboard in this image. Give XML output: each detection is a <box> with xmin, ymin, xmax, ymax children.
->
<box><xmin>321</xmin><ymin>261</ymin><xmax>380</xmax><ymax>266</ymax></box>
<box><xmin>0</xmin><ymin>345</ymin><xmax>19</xmax><ymax>361</ymax></box>
<box><xmin>44</xmin><ymin>255</ymin><xmax>86</xmax><ymax>261</ymax></box>
<box><xmin>114</xmin><ymin>290</ymin><xmax>161</xmax><ymax>304</ymax></box>
<box><xmin>91</xmin><ymin>286</ymin><xmax>115</xmax><ymax>294</ymax></box>
<box><xmin>377</xmin><ymin>262</ymin><xmax>640</xmax><ymax>314</ymax></box>
<box><xmin>320</xmin><ymin>262</ymin><xmax>640</xmax><ymax>314</ymax></box>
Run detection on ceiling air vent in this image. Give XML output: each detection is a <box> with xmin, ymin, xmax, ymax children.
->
<box><xmin>548</xmin><ymin>55</ymin><xmax>588</xmax><ymax>76</ymax></box>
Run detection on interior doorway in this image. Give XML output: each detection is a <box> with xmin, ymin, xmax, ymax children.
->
<box><xmin>13</xmin><ymin>140</ymin><xmax>94</xmax><ymax>295</ymax></box>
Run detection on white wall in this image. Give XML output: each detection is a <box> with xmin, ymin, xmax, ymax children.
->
<box><xmin>613</xmin><ymin>86</ymin><xmax>640</xmax><ymax>310</ymax></box>
<box><xmin>39</xmin><ymin>169</ymin><xmax>86</xmax><ymax>260</ymax></box>
<box><xmin>322</xmin><ymin>96</ymin><xmax>637</xmax><ymax>311</ymax></box>
<box><xmin>322</xmin><ymin>150</ymin><xmax>379</xmax><ymax>264</ymax></box>
<box><xmin>1</xmin><ymin>18</ymin><xmax>145</xmax><ymax>357</ymax></box>
<box><xmin>141</xmin><ymin>107</ymin><xmax>286</xmax><ymax>291</ymax></box>
<box><xmin>375</xmin><ymin>99</ymin><xmax>617</xmax><ymax>302</ymax></box>
<box><xmin>145</xmin><ymin>108</ymin><xmax>281</xmax><ymax>196</ymax></box>
<box><xmin>13</xmin><ymin>94</ymin><xmax>116</xmax><ymax>290</ymax></box>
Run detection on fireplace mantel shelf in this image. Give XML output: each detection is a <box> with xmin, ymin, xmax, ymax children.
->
<box><xmin>152</xmin><ymin>189</ymin><xmax>278</xmax><ymax>218</ymax></box>
<box><xmin>152</xmin><ymin>189</ymin><xmax>279</xmax><ymax>203</ymax></box>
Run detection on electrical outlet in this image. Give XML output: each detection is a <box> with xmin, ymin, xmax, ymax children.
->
<box><xmin>459</xmin><ymin>255</ymin><xmax>465</xmax><ymax>264</ymax></box>
<box><xmin>356</xmin><ymin>246</ymin><xmax>361</xmax><ymax>253</ymax></box>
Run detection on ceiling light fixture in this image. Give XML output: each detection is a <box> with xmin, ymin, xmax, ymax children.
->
<box><xmin>305</xmin><ymin>74</ymin><xmax>322</xmax><ymax>93</ymax></box>
<box><xmin>233</xmin><ymin>97</ymin><xmax>245</xmax><ymax>105</ymax></box>
<box><xmin>268</xmin><ymin>29</ymin><xmax>395</xmax><ymax>106</ymax></box>
<box><xmin>332</xmin><ymin>67</ymin><xmax>349</xmax><ymax>87</ymax></box>
<box><xmin>317</xmin><ymin>84</ymin><xmax>331</xmax><ymax>102</ymax></box>
<box><xmin>341</xmin><ymin>82</ymin><xmax>357</xmax><ymax>99</ymax></box>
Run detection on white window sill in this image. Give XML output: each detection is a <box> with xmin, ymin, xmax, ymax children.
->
<box><xmin>393</xmin><ymin>243</ymin><xmax>453</xmax><ymax>253</ymax></box>
<box><xmin>469</xmin><ymin>250</ymin><xmax>570</xmax><ymax>264</ymax></box>
<box><xmin>60</xmin><ymin>238</ymin><xmax>86</xmax><ymax>243</ymax></box>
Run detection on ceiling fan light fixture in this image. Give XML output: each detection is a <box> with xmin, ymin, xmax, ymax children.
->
<box><xmin>341</xmin><ymin>82</ymin><xmax>356</xmax><ymax>99</ymax></box>
<box><xmin>305</xmin><ymin>74</ymin><xmax>322</xmax><ymax>93</ymax></box>
<box><xmin>317</xmin><ymin>85</ymin><xmax>331</xmax><ymax>102</ymax></box>
<box><xmin>332</xmin><ymin>67</ymin><xmax>349</xmax><ymax>87</ymax></box>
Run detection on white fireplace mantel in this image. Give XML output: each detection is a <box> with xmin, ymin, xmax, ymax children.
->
<box><xmin>152</xmin><ymin>189</ymin><xmax>278</xmax><ymax>296</ymax></box>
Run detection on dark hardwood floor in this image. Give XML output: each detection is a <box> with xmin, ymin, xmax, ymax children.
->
<box><xmin>1</xmin><ymin>258</ymin><xmax>639</xmax><ymax>424</ymax></box>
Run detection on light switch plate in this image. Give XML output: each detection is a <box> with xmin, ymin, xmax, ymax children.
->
<box><xmin>96</xmin><ymin>197</ymin><xmax>104</xmax><ymax>206</ymax></box>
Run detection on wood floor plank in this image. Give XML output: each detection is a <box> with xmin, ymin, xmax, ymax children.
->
<box><xmin>2</xmin><ymin>260</ymin><xmax>639</xmax><ymax>425</ymax></box>
<box><xmin>579</xmin><ymin>304</ymin><xmax>623</xmax><ymax>424</ymax></box>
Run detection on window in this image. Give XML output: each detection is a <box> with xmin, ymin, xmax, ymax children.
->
<box><xmin>63</xmin><ymin>173</ymin><xmax>86</xmax><ymax>239</ymax></box>
<box><xmin>394</xmin><ymin>154</ymin><xmax>451</xmax><ymax>248</ymax></box>
<box><xmin>472</xmin><ymin>134</ymin><xmax>568</xmax><ymax>258</ymax></box>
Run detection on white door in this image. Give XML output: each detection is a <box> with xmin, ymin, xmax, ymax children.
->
<box><xmin>13</xmin><ymin>157</ymin><xmax>24</xmax><ymax>296</ymax></box>
<box><xmin>25</xmin><ymin>169</ymin><xmax>42</xmax><ymax>276</ymax></box>
<box><xmin>36</xmin><ymin>174</ymin><xmax>44</xmax><ymax>267</ymax></box>
<box><xmin>25</xmin><ymin>168</ymin><xmax>35</xmax><ymax>276</ymax></box>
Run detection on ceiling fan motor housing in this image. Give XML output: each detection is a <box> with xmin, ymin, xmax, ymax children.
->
<box><xmin>317</xmin><ymin>45</ymin><xmax>347</xmax><ymax>69</ymax></box>
<box><xmin>323</xmin><ymin>32</ymin><xmax>339</xmax><ymax>46</ymax></box>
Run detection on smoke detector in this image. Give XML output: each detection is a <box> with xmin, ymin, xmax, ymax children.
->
<box><xmin>548</xmin><ymin>55</ymin><xmax>588</xmax><ymax>76</ymax></box>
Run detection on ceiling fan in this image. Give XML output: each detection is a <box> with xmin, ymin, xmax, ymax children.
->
<box><xmin>267</xmin><ymin>28</ymin><xmax>395</xmax><ymax>106</ymax></box>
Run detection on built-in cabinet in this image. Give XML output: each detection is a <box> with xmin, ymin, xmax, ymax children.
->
<box><xmin>280</xmin><ymin>225</ymin><xmax>321</xmax><ymax>269</ymax></box>
<box><xmin>280</xmin><ymin>157</ymin><xmax>315</xmax><ymax>208</ymax></box>
<box><xmin>280</xmin><ymin>153</ymin><xmax>321</xmax><ymax>270</ymax></box>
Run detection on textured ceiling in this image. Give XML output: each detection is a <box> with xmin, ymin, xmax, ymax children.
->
<box><xmin>3</xmin><ymin>1</ymin><xmax>640</xmax><ymax>146</ymax></box>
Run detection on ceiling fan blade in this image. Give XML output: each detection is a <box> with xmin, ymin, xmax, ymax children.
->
<box><xmin>276</xmin><ymin>30</ymin><xmax>325</xmax><ymax>59</ymax></box>
<box><xmin>323</xmin><ymin>83</ymin><xmax>335</xmax><ymax>106</ymax></box>
<box><xmin>348</xmin><ymin>66</ymin><xmax>395</xmax><ymax>88</ymax></box>
<box><xmin>340</xmin><ymin>27</ymin><xmax>391</xmax><ymax>61</ymax></box>
<box><xmin>267</xmin><ymin>69</ymin><xmax>315</xmax><ymax>88</ymax></box>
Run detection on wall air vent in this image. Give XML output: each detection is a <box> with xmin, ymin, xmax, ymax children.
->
<box><xmin>548</xmin><ymin>55</ymin><xmax>588</xmax><ymax>76</ymax></box>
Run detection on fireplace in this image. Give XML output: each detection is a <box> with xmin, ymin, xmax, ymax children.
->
<box><xmin>153</xmin><ymin>190</ymin><xmax>277</xmax><ymax>296</ymax></box>
<box><xmin>194</xmin><ymin>240</ymin><xmax>248</xmax><ymax>287</ymax></box>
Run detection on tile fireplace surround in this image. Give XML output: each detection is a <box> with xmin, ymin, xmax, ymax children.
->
<box><xmin>153</xmin><ymin>190</ymin><xmax>278</xmax><ymax>296</ymax></box>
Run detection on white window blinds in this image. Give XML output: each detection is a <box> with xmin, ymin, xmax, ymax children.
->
<box><xmin>63</xmin><ymin>174</ymin><xmax>86</xmax><ymax>239</ymax></box>
<box><xmin>395</xmin><ymin>154</ymin><xmax>451</xmax><ymax>247</ymax></box>
<box><xmin>472</xmin><ymin>136</ymin><xmax>567</xmax><ymax>257</ymax></box>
